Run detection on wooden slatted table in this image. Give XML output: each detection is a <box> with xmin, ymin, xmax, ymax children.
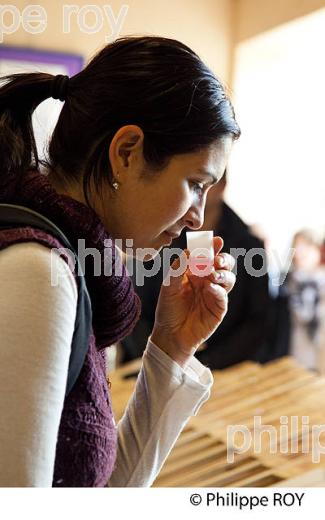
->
<box><xmin>109</xmin><ymin>356</ymin><xmax>325</xmax><ymax>487</ymax></box>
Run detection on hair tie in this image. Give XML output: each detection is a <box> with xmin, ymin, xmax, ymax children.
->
<box><xmin>51</xmin><ymin>74</ymin><xmax>69</xmax><ymax>102</ymax></box>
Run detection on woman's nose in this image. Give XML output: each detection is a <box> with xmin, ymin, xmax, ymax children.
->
<box><xmin>183</xmin><ymin>201</ymin><xmax>206</xmax><ymax>230</ymax></box>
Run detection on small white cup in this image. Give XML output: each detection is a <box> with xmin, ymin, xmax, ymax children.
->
<box><xmin>186</xmin><ymin>231</ymin><xmax>214</xmax><ymax>276</ymax></box>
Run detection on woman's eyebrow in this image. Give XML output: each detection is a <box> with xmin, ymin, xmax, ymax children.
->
<box><xmin>196</xmin><ymin>167</ymin><xmax>219</xmax><ymax>185</ymax></box>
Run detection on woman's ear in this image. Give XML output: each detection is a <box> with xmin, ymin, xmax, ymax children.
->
<box><xmin>109</xmin><ymin>125</ymin><xmax>144</xmax><ymax>173</ymax></box>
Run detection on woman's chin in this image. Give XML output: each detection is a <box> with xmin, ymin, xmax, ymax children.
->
<box><xmin>120</xmin><ymin>234</ymin><xmax>168</xmax><ymax>261</ymax></box>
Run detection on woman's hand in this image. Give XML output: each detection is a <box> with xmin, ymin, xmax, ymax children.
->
<box><xmin>151</xmin><ymin>236</ymin><xmax>236</xmax><ymax>367</ymax></box>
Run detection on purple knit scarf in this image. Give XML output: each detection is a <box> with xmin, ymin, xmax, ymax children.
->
<box><xmin>0</xmin><ymin>169</ymin><xmax>142</xmax><ymax>486</ymax></box>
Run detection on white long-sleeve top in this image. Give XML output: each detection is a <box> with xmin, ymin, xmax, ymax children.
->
<box><xmin>0</xmin><ymin>242</ymin><xmax>213</xmax><ymax>487</ymax></box>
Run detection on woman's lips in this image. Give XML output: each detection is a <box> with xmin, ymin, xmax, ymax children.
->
<box><xmin>163</xmin><ymin>231</ymin><xmax>174</xmax><ymax>245</ymax></box>
<box><xmin>165</xmin><ymin>230</ymin><xmax>181</xmax><ymax>239</ymax></box>
<box><xmin>161</xmin><ymin>230</ymin><xmax>182</xmax><ymax>246</ymax></box>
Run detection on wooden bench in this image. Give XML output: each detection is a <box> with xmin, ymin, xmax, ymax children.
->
<box><xmin>110</xmin><ymin>355</ymin><xmax>325</xmax><ymax>487</ymax></box>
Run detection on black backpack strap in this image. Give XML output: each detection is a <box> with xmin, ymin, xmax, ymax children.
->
<box><xmin>0</xmin><ymin>203</ymin><xmax>92</xmax><ymax>396</ymax></box>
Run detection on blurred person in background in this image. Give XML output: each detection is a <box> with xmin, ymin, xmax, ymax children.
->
<box><xmin>121</xmin><ymin>170</ymin><xmax>272</xmax><ymax>369</ymax></box>
<box><xmin>282</xmin><ymin>230</ymin><xmax>325</xmax><ymax>371</ymax></box>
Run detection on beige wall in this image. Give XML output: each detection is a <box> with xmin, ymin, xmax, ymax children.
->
<box><xmin>235</xmin><ymin>0</ymin><xmax>325</xmax><ymax>43</ymax></box>
<box><xmin>4</xmin><ymin>1</ymin><xmax>325</xmax><ymax>97</ymax></box>
<box><xmin>2</xmin><ymin>0</ymin><xmax>236</xmax><ymax>83</ymax></box>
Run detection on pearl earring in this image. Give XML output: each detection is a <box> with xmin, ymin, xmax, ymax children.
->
<box><xmin>112</xmin><ymin>180</ymin><xmax>119</xmax><ymax>191</ymax></box>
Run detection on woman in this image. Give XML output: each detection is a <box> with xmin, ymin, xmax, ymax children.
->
<box><xmin>0</xmin><ymin>36</ymin><xmax>240</xmax><ymax>487</ymax></box>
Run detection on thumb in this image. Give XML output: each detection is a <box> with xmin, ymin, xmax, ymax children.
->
<box><xmin>213</xmin><ymin>236</ymin><xmax>224</xmax><ymax>256</ymax></box>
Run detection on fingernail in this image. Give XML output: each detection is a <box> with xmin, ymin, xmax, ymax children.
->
<box><xmin>218</xmin><ymin>256</ymin><xmax>225</xmax><ymax>267</ymax></box>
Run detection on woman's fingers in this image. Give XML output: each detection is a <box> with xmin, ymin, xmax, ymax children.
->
<box><xmin>204</xmin><ymin>280</ymin><xmax>228</xmax><ymax>316</ymax></box>
<box><xmin>208</xmin><ymin>268</ymin><xmax>236</xmax><ymax>293</ymax></box>
<box><xmin>214</xmin><ymin>252</ymin><xmax>236</xmax><ymax>272</ymax></box>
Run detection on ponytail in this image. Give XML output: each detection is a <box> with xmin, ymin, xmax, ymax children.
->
<box><xmin>0</xmin><ymin>72</ymin><xmax>54</xmax><ymax>197</ymax></box>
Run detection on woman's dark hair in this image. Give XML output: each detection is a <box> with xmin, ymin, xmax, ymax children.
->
<box><xmin>0</xmin><ymin>35</ymin><xmax>240</xmax><ymax>205</ymax></box>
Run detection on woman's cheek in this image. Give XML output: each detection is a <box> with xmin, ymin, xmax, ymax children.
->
<box><xmin>163</xmin><ymin>185</ymin><xmax>193</xmax><ymax>223</ymax></box>
<box><xmin>177</xmin><ymin>186</ymin><xmax>193</xmax><ymax>215</ymax></box>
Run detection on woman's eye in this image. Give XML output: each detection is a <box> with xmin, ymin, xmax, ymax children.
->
<box><xmin>191</xmin><ymin>182</ymin><xmax>205</xmax><ymax>195</ymax></box>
